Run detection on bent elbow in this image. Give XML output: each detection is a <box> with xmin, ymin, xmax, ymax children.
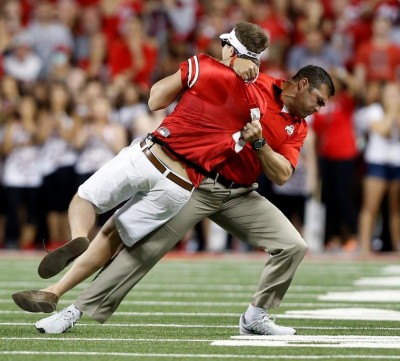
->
<box><xmin>272</xmin><ymin>170</ymin><xmax>293</xmax><ymax>186</ymax></box>
<box><xmin>148</xmin><ymin>99</ymin><xmax>163</xmax><ymax>112</ymax></box>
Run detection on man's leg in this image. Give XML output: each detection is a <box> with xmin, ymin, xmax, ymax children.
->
<box><xmin>12</xmin><ymin>217</ymin><xmax>123</xmax><ymax>313</ymax></box>
<box><xmin>58</xmin><ymin>183</ymin><xmax>228</xmax><ymax>323</ymax></box>
<box><xmin>38</xmin><ymin>193</ymin><xmax>94</xmax><ymax>279</ymax></box>
<box><xmin>210</xmin><ymin>189</ymin><xmax>307</xmax><ymax>335</ymax></box>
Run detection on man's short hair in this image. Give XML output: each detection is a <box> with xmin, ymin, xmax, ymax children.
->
<box><xmin>292</xmin><ymin>65</ymin><xmax>336</xmax><ymax>96</ymax></box>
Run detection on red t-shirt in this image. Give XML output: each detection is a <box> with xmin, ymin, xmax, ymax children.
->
<box><xmin>312</xmin><ymin>92</ymin><xmax>357</xmax><ymax>160</ymax></box>
<box><xmin>152</xmin><ymin>54</ymin><xmax>307</xmax><ymax>187</ymax></box>
<box><xmin>108</xmin><ymin>38</ymin><xmax>158</xmax><ymax>89</ymax></box>
<box><xmin>354</xmin><ymin>42</ymin><xmax>400</xmax><ymax>82</ymax></box>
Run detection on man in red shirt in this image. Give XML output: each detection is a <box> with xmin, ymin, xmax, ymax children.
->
<box><xmin>13</xmin><ymin>23</ymin><xmax>335</xmax><ymax>336</ymax></box>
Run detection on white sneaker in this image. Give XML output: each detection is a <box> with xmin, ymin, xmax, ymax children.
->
<box><xmin>239</xmin><ymin>313</ymin><xmax>296</xmax><ymax>335</ymax></box>
<box><xmin>35</xmin><ymin>305</ymin><xmax>82</xmax><ymax>334</ymax></box>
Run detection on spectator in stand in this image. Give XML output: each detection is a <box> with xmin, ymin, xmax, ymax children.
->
<box><xmin>73</xmin><ymin>5</ymin><xmax>107</xmax><ymax>79</ymax></box>
<box><xmin>271</xmin><ymin>126</ymin><xmax>318</xmax><ymax>236</ymax></box>
<box><xmin>0</xmin><ymin>75</ymin><xmax>21</xmax><ymax>120</ymax></box>
<box><xmin>108</xmin><ymin>15</ymin><xmax>158</xmax><ymax>92</ymax></box>
<box><xmin>37</xmin><ymin>82</ymin><xmax>78</xmax><ymax>247</ymax></box>
<box><xmin>194</xmin><ymin>1</ymin><xmax>232</xmax><ymax>54</ymax></box>
<box><xmin>353</xmin><ymin>12</ymin><xmax>400</xmax><ymax>97</ymax></box>
<box><xmin>162</xmin><ymin>0</ymin><xmax>197</xmax><ymax>41</ymax></box>
<box><xmin>356</xmin><ymin>82</ymin><xmax>400</xmax><ymax>254</ymax></box>
<box><xmin>328</xmin><ymin>0</ymin><xmax>372</xmax><ymax>70</ymax></box>
<box><xmin>26</xmin><ymin>0</ymin><xmax>73</xmax><ymax>77</ymax></box>
<box><xmin>251</xmin><ymin>0</ymin><xmax>291</xmax><ymax>74</ymax></box>
<box><xmin>311</xmin><ymin>70</ymin><xmax>359</xmax><ymax>252</ymax></box>
<box><xmin>113</xmin><ymin>82</ymin><xmax>148</xmax><ymax>142</ymax></box>
<box><xmin>291</xmin><ymin>0</ymin><xmax>331</xmax><ymax>44</ymax></box>
<box><xmin>56</xmin><ymin>0</ymin><xmax>80</xmax><ymax>32</ymax></box>
<box><xmin>1</xmin><ymin>95</ymin><xmax>42</xmax><ymax>249</ymax></box>
<box><xmin>1</xmin><ymin>0</ymin><xmax>24</xmax><ymax>40</ymax></box>
<box><xmin>286</xmin><ymin>25</ymin><xmax>344</xmax><ymax>76</ymax></box>
<box><xmin>73</xmin><ymin>95</ymin><xmax>127</xmax><ymax>231</ymax></box>
<box><xmin>3</xmin><ymin>31</ymin><xmax>43</xmax><ymax>84</ymax></box>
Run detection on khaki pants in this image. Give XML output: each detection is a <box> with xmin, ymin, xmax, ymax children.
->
<box><xmin>75</xmin><ymin>179</ymin><xmax>308</xmax><ymax>323</ymax></box>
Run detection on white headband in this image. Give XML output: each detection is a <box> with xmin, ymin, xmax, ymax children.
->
<box><xmin>219</xmin><ymin>28</ymin><xmax>263</xmax><ymax>60</ymax></box>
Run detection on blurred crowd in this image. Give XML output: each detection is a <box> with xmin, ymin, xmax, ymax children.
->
<box><xmin>0</xmin><ymin>0</ymin><xmax>399</xmax><ymax>255</ymax></box>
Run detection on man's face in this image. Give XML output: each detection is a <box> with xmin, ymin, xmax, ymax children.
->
<box><xmin>221</xmin><ymin>39</ymin><xmax>234</xmax><ymax>61</ymax></box>
<box><xmin>292</xmin><ymin>80</ymin><xmax>330</xmax><ymax>119</ymax></box>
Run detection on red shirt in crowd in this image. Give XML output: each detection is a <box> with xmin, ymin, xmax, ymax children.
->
<box><xmin>354</xmin><ymin>41</ymin><xmax>400</xmax><ymax>82</ymax></box>
<box><xmin>108</xmin><ymin>38</ymin><xmax>158</xmax><ymax>90</ymax></box>
<box><xmin>312</xmin><ymin>91</ymin><xmax>357</xmax><ymax>160</ymax></box>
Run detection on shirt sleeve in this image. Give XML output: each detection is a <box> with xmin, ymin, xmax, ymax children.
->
<box><xmin>277</xmin><ymin>121</ymin><xmax>308</xmax><ymax>169</ymax></box>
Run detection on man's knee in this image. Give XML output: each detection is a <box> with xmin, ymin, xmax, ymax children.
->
<box><xmin>291</xmin><ymin>235</ymin><xmax>308</xmax><ymax>259</ymax></box>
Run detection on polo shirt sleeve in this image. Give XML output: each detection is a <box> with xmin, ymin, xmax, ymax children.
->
<box><xmin>277</xmin><ymin>120</ymin><xmax>308</xmax><ymax>169</ymax></box>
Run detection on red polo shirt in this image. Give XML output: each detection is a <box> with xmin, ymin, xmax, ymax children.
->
<box><xmin>152</xmin><ymin>54</ymin><xmax>307</xmax><ymax>187</ymax></box>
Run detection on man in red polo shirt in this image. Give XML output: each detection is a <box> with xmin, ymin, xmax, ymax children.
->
<box><xmin>13</xmin><ymin>24</ymin><xmax>334</xmax><ymax>336</ymax></box>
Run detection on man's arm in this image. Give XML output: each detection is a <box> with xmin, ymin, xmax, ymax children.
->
<box><xmin>220</xmin><ymin>57</ymin><xmax>259</xmax><ymax>80</ymax></box>
<box><xmin>241</xmin><ymin>119</ymin><xmax>293</xmax><ymax>185</ymax></box>
<box><xmin>148</xmin><ymin>70</ymin><xmax>184</xmax><ymax>111</ymax></box>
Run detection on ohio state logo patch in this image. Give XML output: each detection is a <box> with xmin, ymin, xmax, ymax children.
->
<box><xmin>285</xmin><ymin>125</ymin><xmax>294</xmax><ymax>135</ymax></box>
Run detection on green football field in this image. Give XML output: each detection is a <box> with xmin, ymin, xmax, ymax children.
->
<box><xmin>1</xmin><ymin>251</ymin><xmax>400</xmax><ymax>361</ymax></box>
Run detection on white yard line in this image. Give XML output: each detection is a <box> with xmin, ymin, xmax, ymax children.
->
<box><xmin>1</xmin><ymin>351</ymin><xmax>400</xmax><ymax>359</ymax></box>
<box><xmin>3</xmin><ymin>322</ymin><xmax>400</xmax><ymax>331</ymax></box>
<box><xmin>213</xmin><ymin>335</ymin><xmax>400</xmax><ymax>349</ymax></box>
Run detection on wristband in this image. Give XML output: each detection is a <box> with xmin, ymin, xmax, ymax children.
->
<box><xmin>229</xmin><ymin>56</ymin><xmax>237</xmax><ymax>68</ymax></box>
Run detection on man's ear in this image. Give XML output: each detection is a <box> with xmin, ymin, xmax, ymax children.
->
<box><xmin>298</xmin><ymin>78</ymin><xmax>309</xmax><ymax>91</ymax></box>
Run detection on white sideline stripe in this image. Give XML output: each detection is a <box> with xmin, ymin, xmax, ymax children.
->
<box><xmin>355</xmin><ymin>277</ymin><xmax>400</xmax><ymax>286</ymax></box>
<box><xmin>2</xmin><ymin>291</ymin><xmax>322</xmax><ymax>299</ymax></box>
<box><xmin>319</xmin><ymin>291</ymin><xmax>400</xmax><ymax>302</ymax></box>
<box><xmin>2</xmin><ymin>351</ymin><xmax>400</xmax><ymax>359</ymax></box>
<box><xmin>4</xmin><ymin>322</ymin><xmax>400</xmax><ymax>331</ymax></box>
<box><xmin>4</xmin><ymin>308</ymin><xmax>400</xmax><ymax>321</ymax></box>
<box><xmin>213</xmin><ymin>335</ymin><xmax>400</xmax><ymax>349</ymax></box>
<box><xmin>382</xmin><ymin>265</ymin><xmax>400</xmax><ymax>275</ymax></box>
<box><xmin>3</xmin><ymin>299</ymin><xmax>391</xmax><ymax>308</ymax></box>
<box><xmin>1</xmin><ymin>337</ymin><xmax>212</xmax><ymax>342</ymax></box>
<box><xmin>282</xmin><ymin>308</ymin><xmax>400</xmax><ymax>321</ymax></box>
<box><xmin>0</xmin><ymin>282</ymin><xmax>354</xmax><ymax>292</ymax></box>
<box><xmin>0</xmin><ymin>310</ymin><xmax>239</xmax><ymax>317</ymax></box>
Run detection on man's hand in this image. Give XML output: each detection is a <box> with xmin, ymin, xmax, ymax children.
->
<box><xmin>232</xmin><ymin>58</ymin><xmax>259</xmax><ymax>81</ymax></box>
<box><xmin>240</xmin><ymin>119</ymin><xmax>263</xmax><ymax>143</ymax></box>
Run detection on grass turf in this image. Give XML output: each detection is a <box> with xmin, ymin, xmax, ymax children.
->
<box><xmin>1</xmin><ymin>251</ymin><xmax>400</xmax><ymax>360</ymax></box>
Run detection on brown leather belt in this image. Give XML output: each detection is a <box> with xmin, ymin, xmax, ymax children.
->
<box><xmin>140</xmin><ymin>140</ymin><xmax>193</xmax><ymax>192</ymax></box>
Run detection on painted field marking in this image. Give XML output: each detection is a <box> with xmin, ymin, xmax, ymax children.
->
<box><xmin>3</xmin><ymin>322</ymin><xmax>400</xmax><ymax>331</ymax></box>
<box><xmin>2</xmin><ymin>351</ymin><xmax>400</xmax><ymax>359</ymax></box>
<box><xmin>355</xmin><ymin>277</ymin><xmax>400</xmax><ymax>287</ymax></box>
<box><xmin>212</xmin><ymin>335</ymin><xmax>400</xmax><ymax>349</ymax></box>
<box><xmin>4</xmin><ymin>307</ymin><xmax>400</xmax><ymax>321</ymax></box>
<box><xmin>382</xmin><ymin>265</ymin><xmax>400</xmax><ymax>275</ymax></box>
<box><xmin>319</xmin><ymin>291</ymin><xmax>400</xmax><ymax>302</ymax></box>
<box><xmin>281</xmin><ymin>308</ymin><xmax>400</xmax><ymax>321</ymax></box>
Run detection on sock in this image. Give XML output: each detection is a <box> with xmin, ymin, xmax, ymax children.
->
<box><xmin>244</xmin><ymin>304</ymin><xmax>266</xmax><ymax>323</ymax></box>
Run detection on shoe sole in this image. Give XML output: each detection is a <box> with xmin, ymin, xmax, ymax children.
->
<box><xmin>12</xmin><ymin>293</ymin><xmax>56</xmax><ymax>313</ymax></box>
<box><xmin>38</xmin><ymin>237</ymin><xmax>89</xmax><ymax>279</ymax></box>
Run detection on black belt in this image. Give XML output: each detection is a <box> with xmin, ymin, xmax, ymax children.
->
<box><xmin>147</xmin><ymin>135</ymin><xmax>252</xmax><ymax>190</ymax></box>
<box><xmin>140</xmin><ymin>140</ymin><xmax>193</xmax><ymax>192</ymax></box>
<box><xmin>207</xmin><ymin>170</ymin><xmax>251</xmax><ymax>189</ymax></box>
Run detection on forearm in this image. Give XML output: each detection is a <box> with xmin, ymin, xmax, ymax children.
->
<box><xmin>148</xmin><ymin>70</ymin><xmax>183</xmax><ymax>111</ymax></box>
<box><xmin>256</xmin><ymin>144</ymin><xmax>293</xmax><ymax>186</ymax></box>
<box><xmin>220</xmin><ymin>57</ymin><xmax>259</xmax><ymax>80</ymax></box>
